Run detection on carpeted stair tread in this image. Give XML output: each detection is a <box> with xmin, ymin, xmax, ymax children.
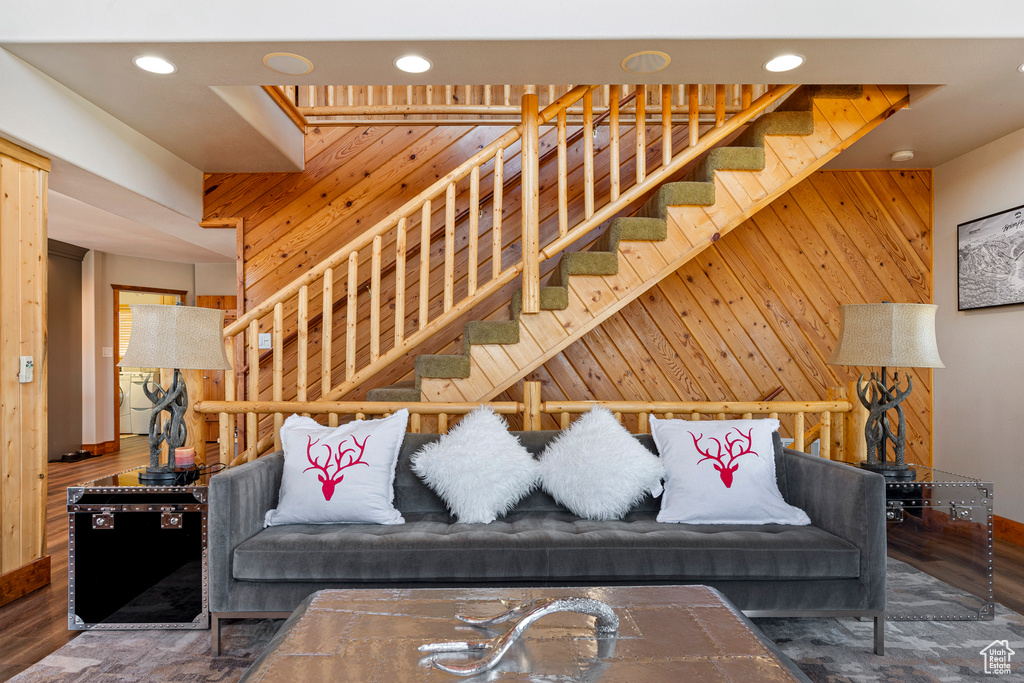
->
<box><xmin>593</xmin><ymin>216</ymin><xmax>667</xmax><ymax>252</ymax></box>
<box><xmin>639</xmin><ymin>182</ymin><xmax>717</xmax><ymax>219</ymax></box>
<box><xmin>734</xmin><ymin>110</ymin><xmax>814</xmax><ymax>148</ymax></box>
<box><xmin>365</xmin><ymin>84</ymin><xmax>866</xmax><ymax>403</ymax></box>
<box><xmin>777</xmin><ymin>85</ymin><xmax>864</xmax><ymax>113</ymax></box>
<box><xmin>687</xmin><ymin>147</ymin><xmax>766</xmax><ymax>184</ymax></box>
<box><xmin>416</xmin><ymin>354</ymin><xmax>471</xmax><ymax>379</ymax></box>
<box><xmin>366</xmin><ymin>381</ymin><xmax>420</xmax><ymax>402</ymax></box>
<box><xmin>547</xmin><ymin>251</ymin><xmax>620</xmax><ymax>287</ymax></box>
<box><xmin>463</xmin><ymin>320</ymin><xmax>520</xmax><ymax>347</ymax></box>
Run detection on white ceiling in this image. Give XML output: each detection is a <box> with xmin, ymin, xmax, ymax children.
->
<box><xmin>3</xmin><ymin>3</ymin><xmax>1024</xmax><ymax>262</ymax></box>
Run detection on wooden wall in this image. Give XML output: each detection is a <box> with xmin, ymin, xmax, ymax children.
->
<box><xmin>0</xmin><ymin>139</ymin><xmax>49</xmax><ymax>602</ymax></box>
<box><xmin>499</xmin><ymin>169</ymin><xmax>934</xmax><ymax>467</ymax></box>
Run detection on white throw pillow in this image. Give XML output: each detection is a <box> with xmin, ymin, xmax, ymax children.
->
<box><xmin>264</xmin><ymin>410</ymin><xmax>408</xmax><ymax>526</ymax></box>
<box><xmin>410</xmin><ymin>407</ymin><xmax>539</xmax><ymax>523</ymax></box>
<box><xmin>539</xmin><ymin>407</ymin><xmax>665</xmax><ymax>520</ymax></box>
<box><xmin>651</xmin><ymin>417</ymin><xmax>810</xmax><ymax>525</ymax></box>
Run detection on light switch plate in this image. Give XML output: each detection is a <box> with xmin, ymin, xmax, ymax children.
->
<box><xmin>18</xmin><ymin>356</ymin><xmax>33</xmax><ymax>383</ymax></box>
<box><xmin>101</xmin><ymin>347</ymin><xmax>113</xmax><ymax>358</ymax></box>
<box><xmin>258</xmin><ymin>332</ymin><xmax>272</xmax><ymax>350</ymax></box>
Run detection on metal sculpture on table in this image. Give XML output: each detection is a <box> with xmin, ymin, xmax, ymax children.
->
<box><xmin>419</xmin><ymin>597</ymin><xmax>619</xmax><ymax>676</ymax></box>
<box><xmin>856</xmin><ymin>370</ymin><xmax>914</xmax><ymax>480</ymax></box>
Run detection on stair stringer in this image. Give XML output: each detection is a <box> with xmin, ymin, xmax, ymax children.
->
<box><xmin>420</xmin><ymin>86</ymin><xmax>909</xmax><ymax>403</ymax></box>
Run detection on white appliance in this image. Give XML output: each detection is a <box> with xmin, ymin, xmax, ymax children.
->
<box><xmin>118</xmin><ymin>373</ymin><xmax>132</xmax><ymax>434</ymax></box>
<box><xmin>129</xmin><ymin>372</ymin><xmax>155</xmax><ymax>435</ymax></box>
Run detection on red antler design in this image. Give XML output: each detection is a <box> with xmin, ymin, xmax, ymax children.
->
<box><xmin>690</xmin><ymin>427</ymin><xmax>757</xmax><ymax>488</ymax></box>
<box><xmin>303</xmin><ymin>434</ymin><xmax>371</xmax><ymax>501</ymax></box>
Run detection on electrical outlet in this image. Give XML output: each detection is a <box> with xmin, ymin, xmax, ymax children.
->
<box><xmin>258</xmin><ymin>332</ymin><xmax>272</xmax><ymax>350</ymax></box>
<box><xmin>18</xmin><ymin>356</ymin><xmax>33</xmax><ymax>383</ymax></box>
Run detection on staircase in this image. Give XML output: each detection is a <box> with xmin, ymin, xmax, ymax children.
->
<box><xmin>214</xmin><ymin>82</ymin><xmax>908</xmax><ymax>462</ymax></box>
<box><xmin>369</xmin><ymin>85</ymin><xmax>907</xmax><ymax>403</ymax></box>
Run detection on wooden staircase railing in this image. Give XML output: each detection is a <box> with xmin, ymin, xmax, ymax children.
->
<box><xmin>223</xmin><ymin>83</ymin><xmax>796</xmax><ymax>463</ymax></box>
<box><xmin>196</xmin><ymin>380</ymin><xmax>866</xmax><ymax>467</ymax></box>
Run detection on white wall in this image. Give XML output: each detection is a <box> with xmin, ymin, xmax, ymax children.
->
<box><xmin>934</xmin><ymin>124</ymin><xmax>1024</xmax><ymax>523</ymax></box>
<box><xmin>194</xmin><ymin>262</ymin><xmax>237</xmax><ymax>296</ymax></box>
<box><xmin>81</xmin><ymin>251</ymin><xmax>196</xmax><ymax>445</ymax></box>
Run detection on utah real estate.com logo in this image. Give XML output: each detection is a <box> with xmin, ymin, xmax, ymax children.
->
<box><xmin>980</xmin><ymin>640</ymin><xmax>1015</xmax><ymax>675</ymax></box>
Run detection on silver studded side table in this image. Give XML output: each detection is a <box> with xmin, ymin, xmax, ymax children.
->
<box><xmin>67</xmin><ymin>466</ymin><xmax>209</xmax><ymax>630</ymax></box>
<box><xmin>883</xmin><ymin>465</ymin><xmax>994</xmax><ymax>621</ymax></box>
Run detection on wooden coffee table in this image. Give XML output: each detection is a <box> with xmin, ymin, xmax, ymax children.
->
<box><xmin>241</xmin><ymin>585</ymin><xmax>810</xmax><ymax>682</ymax></box>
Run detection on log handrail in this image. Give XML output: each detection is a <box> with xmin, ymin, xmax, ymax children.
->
<box><xmin>196</xmin><ymin>382</ymin><xmax>856</xmax><ymax>468</ymax></box>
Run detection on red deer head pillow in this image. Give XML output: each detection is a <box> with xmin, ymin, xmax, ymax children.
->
<box><xmin>650</xmin><ymin>417</ymin><xmax>810</xmax><ymax>525</ymax></box>
<box><xmin>264</xmin><ymin>410</ymin><xmax>408</xmax><ymax>526</ymax></box>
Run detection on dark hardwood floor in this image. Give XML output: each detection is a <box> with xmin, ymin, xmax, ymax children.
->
<box><xmin>0</xmin><ymin>437</ymin><xmax>151</xmax><ymax>681</ymax></box>
<box><xmin>1</xmin><ymin>442</ymin><xmax>1024</xmax><ymax>681</ymax></box>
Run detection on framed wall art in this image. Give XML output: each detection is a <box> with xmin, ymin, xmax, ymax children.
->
<box><xmin>957</xmin><ymin>203</ymin><xmax>1024</xmax><ymax>310</ymax></box>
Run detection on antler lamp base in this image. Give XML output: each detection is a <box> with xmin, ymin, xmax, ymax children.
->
<box><xmin>857</xmin><ymin>367</ymin><xmax>916</xmax><ymax>481</ymax></box>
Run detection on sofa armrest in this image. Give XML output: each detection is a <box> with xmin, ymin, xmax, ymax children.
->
<box><xmin>208</xmin><ymin>452</ymin><xmax>284</xmax><ymax>612</ymax></box>
<box><xmin>779</xmin><ymin>447</ymin><xmax>887</xmax><ymax>610</ymax></box>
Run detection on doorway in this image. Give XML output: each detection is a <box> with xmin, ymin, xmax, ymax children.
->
<box><xmin>111</xmin><ymin>285</ymin><xmax>188</xmax><ymax>452</ymax></box>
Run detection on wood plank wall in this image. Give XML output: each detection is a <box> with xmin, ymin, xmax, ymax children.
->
<box><xmin>497</xmin><ymin>169</ymin><xmax>934</xmax><ymax>467</ymax></box>
<box><xmin>0</xmin><ymin>139</ymin><xmax>49</xmax><ymax>588</ymax></box>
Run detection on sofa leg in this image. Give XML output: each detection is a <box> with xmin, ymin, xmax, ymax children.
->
<box><xmin>212</xmin><ymin>613</ymin><xmax>221</xmax><ymax>657</ymax></box>
<box><xmin>873</xmin><ymin>615</ymin><xmax>885</xmax><ymax>656</ymax></box>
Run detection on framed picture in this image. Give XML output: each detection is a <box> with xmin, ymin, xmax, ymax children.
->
<box><xmin>957</xmin><ymin>203</ymin><xmax>1024</xmax><ymax>310</ymax></box>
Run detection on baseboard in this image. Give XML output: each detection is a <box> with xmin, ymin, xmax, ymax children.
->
<box><xmin>0</xmin><ymin>556</ymin><xmax>51</xmax><ymax>608</ymax></box>
<box><xmin>81</xmin><ymin>440</ymin><xmax>117</xmax><ymax>456</ymax></box>
<box><xmin>994</xmin><ymin>515</ymin><xmax>1024</xmax><ymax>547</ymax></box>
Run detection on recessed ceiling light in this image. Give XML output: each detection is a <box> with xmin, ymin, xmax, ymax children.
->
<box><xmin>890</xmin><ymin>150</ymin><xmax>915</xmax><ymax>162</ymax></box>
<box><xmin>621</xmin><ymin>50</ymin><xmax>671</xmax><ymax>74</ymax></box>
<box><xmin>1018</xmin><ymin>62</ymin><xmax>1024</xmax><ymax>73</ymax></box>
<box><xmin>763</xmin><ymin>54</ymin><xmax>805</xmax><ymax>73</ymax></box>
<box><xmin>263</xmin><ymin>52</ymin><xmax>314</xmax><ymax>76</ymax></box>
<box><xmin>132</xmin><ymin>55</ymin><xmax>176</xmax><ymax>75</ymax></box>
<box><xmin>395</xmin><ymin>55</ymin><xmax>432</xmax><ymax>74</ymax></box>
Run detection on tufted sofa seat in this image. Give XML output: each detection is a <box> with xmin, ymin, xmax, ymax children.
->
<box><xmin>209</xmin><ymin>430</ymin><xmax>886</xmax><ymax>654</ymax></box>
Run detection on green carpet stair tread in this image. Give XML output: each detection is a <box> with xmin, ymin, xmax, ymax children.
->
<box><xmin>463</xmin><ymin>319</ymin><xmax>520</xmax><ymax>347</ymax></box>
<box><xmin>510</xmin><ymin>287</ymin><xmax>569</xmax><ymax>319</ymax></box>
<box><xmin>686</xmin><ymin>147</ymin><xmax>766</xmax><ymax>184</ymax></box>
<box><xmin>593</xmin><ymin>216</ymin><xmax>668</xmax><ymax>253</ymax></box>
<box><xmin>365</xmin><ymin>381</ymin><xmax>420</xmax><ymax>402</ymax></box>
<box><xmin>416</xmin><ymin>354</ymin><xmax>471</xmax><ymax>379</ymax></box>
<box><xmin>777</xmin><ymin>85</ymin><xmax>864</xmax><ymax>113</ymax></box>
<box><xmin>639</xmin><ymin>182</ymin><xmax>717</xmax><ymax>219</ymax></box>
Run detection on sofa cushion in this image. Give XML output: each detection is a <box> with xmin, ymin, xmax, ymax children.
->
<box><xmin>232</xmin><ymin>512</ymin><xmax>860</xmax><ymax>583</ymax></box>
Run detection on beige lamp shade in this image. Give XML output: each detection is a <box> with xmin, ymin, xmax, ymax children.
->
<box><xmin>118</xmin><ymin>304</ymin><xmax>232</xmax><ymax>370</ymax></box>
<box><xmin>828</xmin><ymin>303</ymin><xmax>944</xmax><ymax>368</ymax></box>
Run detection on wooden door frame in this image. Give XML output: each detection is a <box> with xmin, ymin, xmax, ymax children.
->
<box><xmin>111</xmin><ymin>284</ymin><xmax>189</xmax><ymax>452</ymax></box>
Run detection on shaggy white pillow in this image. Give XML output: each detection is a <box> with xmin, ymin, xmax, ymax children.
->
<box><xmin>539</xmin><ymin>407</ymin><xmax>665</xmax><ymax>520</ymax></box>
<box><xmin>411</xmin><ymin>407</ymin><xmax>539</xmax><ymax>523</ymax></box>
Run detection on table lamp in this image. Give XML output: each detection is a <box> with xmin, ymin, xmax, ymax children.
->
<box><xmin>118</xmin><ymin>303</ymin><xmax>232</xmax><ymax>483</ymax></box>
<box><xmin>828</xmin><ymin>302</ymin><xmax>944</xmax><ymax>480</ymax></box>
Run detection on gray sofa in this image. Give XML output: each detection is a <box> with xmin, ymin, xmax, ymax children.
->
<box><xmin>209</xmin><ymin>431</ymin><xmax>887</xmax><ymax>655</ymax></box>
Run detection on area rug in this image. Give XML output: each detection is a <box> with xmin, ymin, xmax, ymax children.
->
<box><xmin>10</xmin><ymin>559</ymin><xmax>1022</xmax><ymax>682</ymax></box>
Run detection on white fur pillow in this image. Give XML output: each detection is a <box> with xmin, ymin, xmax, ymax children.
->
<box><xmin>539</xmin><ymin>407</ymin><xmax>665</xmax><ymax>520</ymax></box>
<box><xmin>411</xmin><ymin>407</ymin><xmax>539</xmax><ymax>523</ymax></box>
